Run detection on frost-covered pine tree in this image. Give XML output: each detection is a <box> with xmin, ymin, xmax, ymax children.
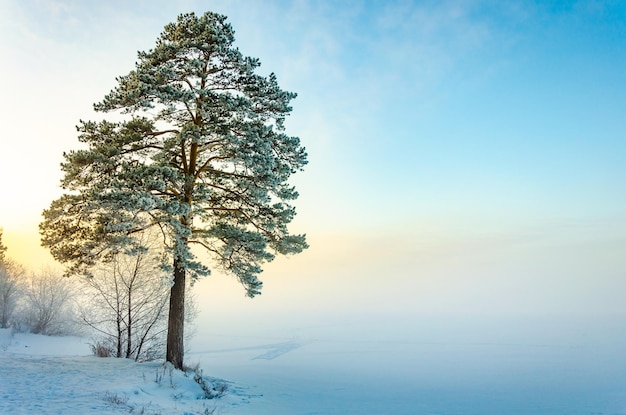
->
<box><xmin>39</xmin><ymin>12</ymin><xmax>308</xmax><ymax>369</ymax></box>
<box><xmin>0</xmin><ymin>229</ymin><xmax>6</xmax><ymax>265</ymax></box>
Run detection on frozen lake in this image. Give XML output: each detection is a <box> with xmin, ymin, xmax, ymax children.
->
<box><xmin>2</xmin><ymin>305</ymin><xmax>625</xmax><ymax>414</ymax></box>
<box><xmin>189</xmin><ymin>312</ymin><xmax>626</xmax><ymax>414</ymax></box>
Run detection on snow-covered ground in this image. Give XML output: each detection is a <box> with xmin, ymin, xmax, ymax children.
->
<box><xmin>189</xmin><ymin>312</ymin><xmax>626</xmax><ymax>415</ymax></box>
<box><xmin>0</xmin><ymin>328</ymin><xmax>249</xmax><ymax>414</ymax></box>
<box><xmin>3</xmin><ymin>312</ymin><xmax>626</xmax><ymax>414</ymax></box>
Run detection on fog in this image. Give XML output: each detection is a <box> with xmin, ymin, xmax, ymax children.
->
<box><xmin>187</xmin><ymin>219</ymin><xmax>626</xmax><ymax>413</ymax></box>
<box><xmin>189</xmin><ymin>309</ymin><xmax>626</xmax><ymax>414</ymax></box>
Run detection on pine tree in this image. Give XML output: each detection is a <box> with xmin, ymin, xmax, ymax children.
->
<box><xmin>39</xmin><ymin>12</ymin><xmax>308</xmax><ymax>369</ymax></box>
<box><xmin>0</xmin><ymin>229</ymin><xmax>6</xmax><ymax>265</ymax></box>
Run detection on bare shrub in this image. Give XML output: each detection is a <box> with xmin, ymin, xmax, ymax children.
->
<box><xmin>90</xmin><ymin>341</ymin><xmax>114</xmax><ymax>357</ymax></box>
<box><xmin>0</xmin><ymin>260</ymin><xmax>24</xmax><ymax>329</ymax></box>
<box><xmin>19</xmin><ymin>269</ymin><xmax>76</xmax><ymax>335</ymax></box>
<box><xmin>101</xmin><ymin>391</ymin><xmax>129</xmax><ymax>406</ymax></box>
<box><xmin>155</xmin><ymin>362</ymin><xmax>176</xmax><ymax>387</ymax></box>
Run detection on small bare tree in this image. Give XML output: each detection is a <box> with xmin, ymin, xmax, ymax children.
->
<box><xmin>0</xmin><ymin>230</ymin><xmax>26</xmax><ymax>329</ymax></box>
<box><xmin>78</xmin><ymin>232</ymin><xmax>189</xmax><ymax>361</ymax></box>
<box><xmin>20</xmin><ymin>268</ymin><xmax>76</xmax><ymax>335</ymax></box>
<box><xmin>0</xmin><ymin>261</ymin><xmax>24</xmax><ymax>329</ymax></box>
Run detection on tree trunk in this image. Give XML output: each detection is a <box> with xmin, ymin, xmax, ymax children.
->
<box><xmin>166</xmin><ymin>256</ymin><xmax>186</xmax><ymax>369</ymax></box>
<box><xmin>116</xmin><ymin>315</ymin><xmax>123</xmax><ymax>358</ymax></box>
<box><xmin>126</xmin><ymin>286</ymin><xmax>132</xmax><ymax>359</ymax></box>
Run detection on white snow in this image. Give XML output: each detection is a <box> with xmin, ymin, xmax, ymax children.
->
<box><xmin>3</xmin><ymin>313</ymin><xmax>626</xmax><ymax>414</ymax></box>
<box><xmin>0</xmin><ymin>328</ymin><xmax>248</xmax><ymax>415</ymax></box>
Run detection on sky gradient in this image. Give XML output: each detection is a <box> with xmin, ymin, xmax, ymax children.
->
<box><xmin>1</xmin><ymin>0</ymin><xmax>625</xmax><ymax>317</ymax></box>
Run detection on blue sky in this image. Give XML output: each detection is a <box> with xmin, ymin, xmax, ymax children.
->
<box><xmin>1</xmin><ymin>0</ymin><xmax>625</xmax><ymax>316</ymax></box>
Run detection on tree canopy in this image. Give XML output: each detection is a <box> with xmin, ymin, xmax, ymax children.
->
<box><xmin>40</xmin><ymin>11</ymin><xmax>308</xmax><ymax>368</ymax></box>
<box><xmin>0</xmin><ymin>229</ymin><xmax>6</xmax><ymax>265</ymax></box>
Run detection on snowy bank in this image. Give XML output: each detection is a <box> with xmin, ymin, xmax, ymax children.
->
<box><xmin>0</xmin><ymin>329</ymin><xmax>248</xmax><ymax>415</ymax></box>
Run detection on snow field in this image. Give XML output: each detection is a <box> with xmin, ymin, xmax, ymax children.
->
<box><xmin>3</xmin><ymin>313</ymin><xmax>626</xmax><ymax>414</ymax></box>
<box><xmin>0</xmin><ymin>329</ymin><xmax>250</xmax><ymax>415</ymax></box>
<box><xmin>189</xmin><ymin>312</ymin><xmax>626</xmax><ymax>415</ymax></box>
